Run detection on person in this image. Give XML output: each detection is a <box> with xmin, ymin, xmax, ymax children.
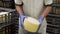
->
<box><xmin>14</xmin><ymin>0</ymin><xmax>53</xmax><ymax>34</ymax></box>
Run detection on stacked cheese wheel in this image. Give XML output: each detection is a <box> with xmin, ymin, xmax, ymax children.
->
<box><xmin>0</xmin><ymin>12</ymin><xmax>9</xmax><ymax>23</ymax></box>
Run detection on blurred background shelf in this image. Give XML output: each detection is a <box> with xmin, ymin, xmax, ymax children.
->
<box><xmin>46</xmin><ymin>0</ymin><xmax>60</xmax><ymax>34</ymax></box>
<box><xmin>0</xmin><ymin>7</ymin><xmax>15</xmax><ymax>12</ymax></box>
<box><xmin>0</xmin><ymin>7</ymin><xmax>19</xmax><ymax>34</ymax></box>
<box><xmin>0</xmin><ymin>0</ymin><xmax>15</xmax><ymax>9</ymax></box>
<box><xmin>0</xmin><ymin>22</ymin><xmax>16</xmax><ymax>29</ymax></box>
<box><xmin>52</xmin><ymin>4</ymin><xmax>60</xmax><ymax>7</ymax></box>
<box><xmin>0</xmin><ymin>0</ymin><xmax>19</xmax><ymax>34</ymax></box>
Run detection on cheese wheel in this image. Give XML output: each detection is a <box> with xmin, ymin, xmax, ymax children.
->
<box><xmin>24</xmin><ymin>17</ymin><xmax>40</xmax><ymax>32</ymax></box>
<box><xmin>0</xmin><ymin>12</ymin><xmax>9</xmax><ymax>23</ymax></box>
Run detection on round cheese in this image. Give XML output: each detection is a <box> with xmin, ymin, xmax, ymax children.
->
<box><xmin>24</xmin><ymin>17</ymin><xmax>40</xmax><ymax>32</ymax></box>
<box><xmin>0</xmin><ymin>12</ymin><xmax>9</xmax><ymax>23</ymax></box>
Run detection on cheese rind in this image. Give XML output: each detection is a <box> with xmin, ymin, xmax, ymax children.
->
<box><xmin>24</xmin><ymin>17</ymin><xmax>40</xmax><ymax>32</ymax></box>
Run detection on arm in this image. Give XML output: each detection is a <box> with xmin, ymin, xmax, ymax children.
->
<box><xmin>39</xmin><ymin>0</ymin><xmax>53</xmax><ymax>24</ymax></box>
<box><xmin>15</xmin><ymin>5</ymin><xmax>27</xmax><ymax>28</ymax></box>
<box><xmin>16</xmin><ymin>5</ymin><xmax>23</xmax><ymax>14</ymax></box>
<box><xmin>41</xmin><ymin>6</ymin><xmax>52</xmax><ymax>17</ymax></box>
<box><xmin>14</xmin><ymin>0</ymin><xmax>23</xmax><ymax>14</ymax></box>
<box><xmin>39</xmin><ymin>6</ymin><xmax>52</xmax><ymax>24</ymax></box>
<box><xmin>42</xmin><ymin>0</ymin><xmax>53</xmax><ymax>17</ymax></box>
<box><xmin>15</xmin><ymin>0</ymin><xmax>27</xmax><ymax>28</ymax></box>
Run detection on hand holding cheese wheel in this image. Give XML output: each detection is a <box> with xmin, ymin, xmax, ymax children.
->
<box><xmin>24</xmin><ymin>17</ymin><xmax>40</xmax><ymax>32</ymax></box>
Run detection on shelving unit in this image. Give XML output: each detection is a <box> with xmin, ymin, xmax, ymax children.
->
<box><xmin>0</xmin><ymin>0</ymin><xmax>15</xmax><ymax>9</ymax></box>
<box><xmin>0</xmin><ymin>7</ymin><xmax>19</xmax><ymax>34</ymax></box>
<box><xmin>46</xmin><ymin>0</ymin><xmax>60</xmax><ymax>34</ymax></box>
<box><xmin>0</xmin><ymin>0</ymin><xmax>19</xmax><ymax>34</ymax></box>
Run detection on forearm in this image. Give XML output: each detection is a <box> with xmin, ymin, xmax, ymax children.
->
<box><xmin>16</xmin><ymin>6</ymin><xmax>23</xmax><ymax>14</ymax></box>
<box><xmin>41</xmin><ymin>6</ymin><xmax>52</xmax><ymax>17</ymax></box>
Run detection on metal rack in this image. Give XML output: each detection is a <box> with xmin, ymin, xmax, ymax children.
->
<box><xmin>47</xmin><ymin>14</ymin><xmax>60</xmax><ymax>34</ymax></box>
<box><xmin>0</xmin><ymin>7</ymin><xmax>19</xmax><ymax>34</ymax></box>
<box><xmin>46</xmin><ymin>0</ymin><xmax>60</xmax><ymax>34</ymax></box>
<box><xmin>0</xmin><ymin>0</ymin><xmax>15</xmax><ymax>9</ymax></box>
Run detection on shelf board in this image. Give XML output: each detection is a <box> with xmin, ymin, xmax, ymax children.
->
<box><xmin>48</xmin><ymin>14</ymin><xmax>60</xmax><ymax>18</ymax></box>
<box><xmin>0</xmin><ymin>7</ymin><xmax>16</xmax><ymax>12</ymax></box>
<box><xmin>47</xmin><ymin>23</ymin><xmax>60</xmax><ymax>28</ymax></box>
<box><xmin>0</xmin><ymin>22</ymin><xmax>15</xmax><ymax>29</ymax></box>
<box><xmin>52</xmin><ymin>4</ymin><xmax>60</xmax><ymax>7</ymax></box>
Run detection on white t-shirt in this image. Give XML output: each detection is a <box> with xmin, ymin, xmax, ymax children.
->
<box><xmin>15</xmin><ymin>0</ymin><xmax>53</xmax><ymax>34</ymax></box>
<box><xmin>15</xmin><ymin>0</ymin><xmax>53</xmax><ymax>19</ymax></box>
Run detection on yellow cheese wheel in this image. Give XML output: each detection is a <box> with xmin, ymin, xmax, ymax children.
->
<box><xmin>0</xmin><ymin>12</ymin><xmax>9</xmax><ymax>23</ymax></box>
<box><xmin>24</xmin><ymin>17</ymin><xmax>40</xmax><ymax>32</ymax></box>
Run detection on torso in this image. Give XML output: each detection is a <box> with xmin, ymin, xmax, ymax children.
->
<box><xmin>19</xmin><ymin>0</ymin><xmax>47</xmax><ymax>34</ymax></box>
<box><xmin>22</xmin><ymin>0</ymin><xmax>44</xmax><ymax>19</ymax></box>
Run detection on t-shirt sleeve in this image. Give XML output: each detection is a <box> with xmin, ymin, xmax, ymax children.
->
<box><xmin>44</xmin><ymin>0</ymin><xmax>53</xmax><ymax>5</ymax></box>
<box><xmin>14</xmin><ymin>0</ymin><xmax>22</xmax><ymax>5</ymax></box>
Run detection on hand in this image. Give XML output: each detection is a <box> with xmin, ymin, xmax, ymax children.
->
<box><xmin>20</xmin><ymin>14</ymin><xmax>27</xmax><ymax>28</ymax></box>
<box><xmin>39</xmin><ymin>16</ymin><xmax>44</xmax><ymax>24</ymax></box>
